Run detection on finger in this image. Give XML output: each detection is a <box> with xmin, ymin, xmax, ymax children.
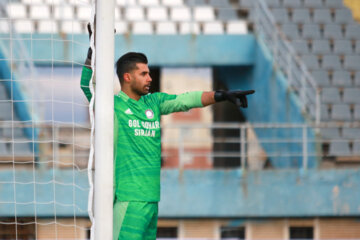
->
<box><xmin>240</xmin><ymin>96</ymin><xmax>248</xmax><ymax>108</ymax></box>
<box><xmin>236</xmin><ymin>90</ymin><xmax>255</xmax><ymax>96</ymax></box>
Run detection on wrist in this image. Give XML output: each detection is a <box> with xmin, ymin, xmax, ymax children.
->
<box><xmin>214</xmin><ymin>90</ymin><xmax>225</xmax><ymax>102</ymax></box>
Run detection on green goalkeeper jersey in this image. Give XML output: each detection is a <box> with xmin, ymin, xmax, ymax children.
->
<box><xmin>80</xmin><ymin>67</ymin><xmax>203</xmax><ymax>202</ymax></box>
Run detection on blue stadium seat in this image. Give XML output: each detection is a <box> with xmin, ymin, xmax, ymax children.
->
<box><xmin>292</xmin><ymin>8</ymin><xmax>311</xmax><ymax>23</ymax></box>
<box><xmin>355</xmin><ymin>71</ymin><xmax>360</xmax><ymax>86</ymax></box>
<box><xmin>331</xmin><ymin>104</ymin><xmax>352</xmax><ymax>121</ymax></box>
<box><xmin>329</xmin><ymin>140</ymin><xmax>351</xmax><ymax>156</ymax></box>
<box><xmin>353</xmin><ymin>141</ymin><xmax>360</xmax><ymax>155</ymax></box>
<box><xmin>343</xmin><ymin>88</ymin><xmax>360</xmax><ymax>104</ymax></box>
<box><xmin>321</xmin><ymin>87</ymin><xmax>341</xmax><ymax>103</ymax></box>
<box><xmin>320</xmin><ymin>128</ymin><xmax>340</xmax><ymax>139</ymax></box>
<box><xmin>321</xmin><ymin>104</ymin><xmax>330</xmax><ymax>121</ymax></box>
<box><xmin>270</xmin><ymin>8</ymin><xmax>290</xmax><ymax>23</ymax></box>
<box><xmin>345</xmin><ymin>25</ymin><xmax>360</xmax><ymax>39</ymax></box>
<box><xmin>283</xmin><ymin>0</ymin><xmax>302</xmax><ymax>8</ymax></box>
<box><xmin>302</xmin><ymin>24</ymin><xmax>321</xmax><ymax>39</ymax></box>
<box><xmin>281</xmin><ymin>23</ymin><xmax>300</xmax><ymax>40</ymax></box>
<box><xmin>334</xmin><ymin>8</ymin><xmax>354</xmax><ymax>24</ymax></box>
<box><xmin>3</xmin><ymin>127</ymin><xmax>26</xmax><ymax>138</ymax></box>
<box><xmin>313</xmin><ymin>9</ymin><xmax>332</xmax><ymax>24</ymax></box>
<box><xmin>0</xmin><ymin>102</ymin><xmax>12</xmax><ymax>121</ymax></box>
<box><xmin>342</xmin><ymin>128</ymin><xmax>360</xmax><ymax>139</ymax></box>
<box><xmin>355</xmin><ymin>105</ymin><xmax>360</xmax><ymax>120</ymax></box>
<box><xmin>0</xmin><ymin>84</ymin><xmax>8</xmax><ymax>100</ymax></box>
<box><xmin>0</xmin><ymin>142</ymin><xmax>7</xmax><ymax>155</ymax></box>
<box><xmin>240</xmin><ymin>0</ymin><xmax>254</xmax><ymax>8</ymax></box>
<box><xmin>332</xmin><ymin>70</ymin><xmax>352</xmax><ymax>87</ymax></box>
<box><xmin>312</xmin><ymin>70</ymin><xmax>331</xmax><ymax>87</ymax></box>
<box><xmin>324</xmin><ymin>0</ymin><xmax>344</xmax><ymax>8</ymax></box>
<box><xmin>356</xmin><ymin>40</ymin><xmax>360</xmax><ymax>54</ymax></box>
<box><xmin>324</xmin><ymin>24</ymin><xmax>343</xmax><ymax>39</ymax></box>
<box><xmin>292</xmin><ymin>39</ymin><xmax>309</xmax><ymax>54</ymax></box>
<box><xmin>344</xmin><ymin>55</ymin><xmax>360</xmax><ymax>71</ymax></box>
<box><xmin>266</xmin><ymin>0</ymin><xmax>281</xmax><ymax>8</ymax></box>
<box><xmin>302</xmin><ymin>54</ymin><xmax>320</xmax><ymax>70</ymax></box>
<box><xmin>217</xmin><ymin>9</ymin><xmax>238</xmax><ymax>20</ymax></box>
<box><xmin>186</xmin><ymin>0</ymin><xmax>206</xmax><ymax>6</ymax></box>
<box><xmin>312</xmin><ymin>39</ymin><xmax>331</xmax><ymax>54</ymax></box>
<box><xmin>209</xmin><ymin>0</ymin><xmax>231</xmax><ymax>7</ymax></box>
<box><xmin>12</xmin><ymin>142</ymin><xmax>33</xmax><ymax>156</ymax></box>
<box><xmin>304</xmin><ymin>0</ymin><xmax>323</xmax><ymax>8</ymax></box>
<box><xmin>322</xmin><ymin>55</ymin><xmax>342</xmax><ymax>70</ymax></box>
<box><xmin>333</xmin><ymin>39</ymin><xmax>353</xmax><ymax>55</ymax></box>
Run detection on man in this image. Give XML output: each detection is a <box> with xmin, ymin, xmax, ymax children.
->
<box><xmin>81</xmin><ymin>51</ymin><xmax>254</xmax><ymax>239</ymax></box>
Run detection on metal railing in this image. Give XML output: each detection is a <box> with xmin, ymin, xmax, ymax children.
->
<box><xmin>253</xmin><ymin>0</ymin><xmax>321</xmax><ymax>124</ymax></box>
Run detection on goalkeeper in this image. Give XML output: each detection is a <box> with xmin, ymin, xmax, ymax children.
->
<box><xmin>81</xmin><ymin>52</ymin><xmax>254</xmax><ymax>239</ymax></box>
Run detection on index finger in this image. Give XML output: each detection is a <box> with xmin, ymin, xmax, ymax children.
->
<box><xmin>238</xmin><ymin>90</ymin><xmax>255</xmax><ymax>95</ymax></box>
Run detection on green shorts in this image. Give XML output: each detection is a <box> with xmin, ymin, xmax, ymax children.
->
<box><xmin>113</xmin><ymin>201</ymin><xmax>158</xmax><ymax>240</ymax></box>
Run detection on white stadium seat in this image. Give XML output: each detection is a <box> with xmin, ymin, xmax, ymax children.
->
<box><xmin>138</xmin><ymin>0</ymin><xmax>159</xmax><ymax>6</ymax></box>
<box><xmin>0</xmin><ymin>20</ymin><xmax>10</xmax><ymax>33</ymax></box>
<box><xmin>148</xmin><ymin>7</ymin><xmax>168</xmax><ymax>21</ymax></box>
<box><xmin>170</xmin><ymin>7</ymin><xmax>191</xmax><ymax>21</ymax></box>
<box><xmin>61</xmin><ymin>21</ymin><xmax>83</xmax><ymax>33</ymax></box>
<box><xmin>44</xmin><ymin>0</ymin><xmax>63</xmax><ymax>4</ymax></box>
<box><xmin>117</xmin><ymin>0</ymin><xmax>137</xmax><ymax>6</ymax></box>
<box><xmin>179</xmin><ymin>22</ymin><xmax>200</xmax><ymax>34</ymax></box>
<box><xmin>68</xmin><ymin>0</ymin><xmax>91</xmax><ymax>5</ymax></box>
<box><xmin>14</xmin><ymin>20</ymin><xmax>34</xmax><ymax>33</ymax></box>
<box><xmin>22</xmin><ymin>0</ymin><xmax>43</xmax><ymax>4</ymax></box>
<box><xmin>115</xmin><ymin>8</ymin><xmax>121</xmax><ymax>20</ymax></box>
<box><xmin>132</xmin><ymin>21</ymin><xmax>153</xmax><ymax>34</ymax></box>
<box><xmin>115</xmin><ymin>21</ymin><xmax>128</xmax><ymax>34</ymax></box>
<box><xmin>125</xmin><ymin>7</ymin><xmax>145</xmax><ymax>21</ymax></box>
<box><xmin>203</xmin><ymin>22</ymin><xmax>224</xmax><ymax>34</ymax></box>
<box><xmin>162</xmin><ymin>0</ymin><xmax>183</xmax><ymax>6</ymax></box>
<box><xmin>54</xmin><ymin>5</ymin><xmax>74</xmax><ymax>19</ymax></box>
<box><xmin>194</xmin><ymin>7</ymin><xmax>215</xmax><ymax>21</ymax></box>
<box><xmin>38</xmin><ymin>20</ymin><xmax>58</xmax><ymax>33</ymax></box>
<box><xmin>30</xmin><ymin>5</ymin><xmax>51</xmax><ymax>19</ymax></box>
<box><xmin>77</xmin><ymin>6</ymin><xmax>92</xmax><ymax>20</ymax></box>
<box><xmin>7</xmin><ymin>3</ymin><xmax>27</xmax><ymax>19</ymax></box>
<box><xmin>226</xmin><ymin>20</ymin><xmax>247</xmax><ymax>34</ymax></box>
<box><xmin>156</xmin><ymin>22</ymin><xmax>177</xmax><ymax>34</ymax></box>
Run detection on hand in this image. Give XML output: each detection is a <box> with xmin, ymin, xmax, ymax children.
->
<box><xmin>214</xmin><ymin>90</ymin><xmax>255</xmax><ymax>108</ymax></box>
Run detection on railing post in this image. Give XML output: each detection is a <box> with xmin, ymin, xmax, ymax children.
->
<box><xmin>301</xmin><ymin>74</ymin><xmax>306</xmax><ymax>112</ymax></box>
<box><xmin>240</xmin><ymin>125</ymin><xmax>246</xmax><ymax>170</ymax></box>
<box><xmin>315</xmin><ymin>88</ymin><xmax>321</xmax><ymax>124</ymax></box>
<box><xmin>302</xmin><ymin>125</ymin><xmax>308</xmax><ymax>170</ymax></box>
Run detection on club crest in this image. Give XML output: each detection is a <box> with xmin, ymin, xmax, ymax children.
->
<box><xmin>145</xmin><ymin>109</ymin><xmax>154</xmax><ymax>119</ymax></box>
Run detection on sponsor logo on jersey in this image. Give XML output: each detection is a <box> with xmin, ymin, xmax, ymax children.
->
<box><xmin>145</xmin><ymin>109</ymin><xmax>154</xmax><ymax>119</ymax></box>
<box><xmin>125</xmin><ymin>108</ymin><xmax>133</xmax><ymax>115</ymax></box>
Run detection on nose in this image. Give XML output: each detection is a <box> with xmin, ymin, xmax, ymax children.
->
<box><xmin>147</xmin><ymin>74</ymin><xmax>152</xmax><ymax>83</ymax></box>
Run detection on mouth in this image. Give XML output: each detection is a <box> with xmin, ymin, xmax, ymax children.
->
<box><xmin>145</xmin><ymin>85</ymin><xmax>151</xmax><ymax>91</ymax></box>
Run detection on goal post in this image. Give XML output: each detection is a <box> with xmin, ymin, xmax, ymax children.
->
<box><xmin>93</xmin><ymin>0</ymin><xmax>115</xmax><ymax>239</ymax></box>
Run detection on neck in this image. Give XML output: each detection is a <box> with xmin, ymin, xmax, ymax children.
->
<box><xmin>122</xmin><ymin>87</ymin><xmax>141</xmax><ymax>101</ymax></box>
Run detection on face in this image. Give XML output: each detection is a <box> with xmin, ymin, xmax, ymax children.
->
<box><xmin>127</xmin><ymin>63</ymin><xmax>152</xmax><ymax>96</ymax></box>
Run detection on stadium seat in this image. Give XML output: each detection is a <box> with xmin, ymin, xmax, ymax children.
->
<box><xmin>53</xmin><ymin>6</ymin><xmax>74</xmax><ymax>20</ymax></box>
<box><xmin>312</xmin><ymin>70</ymin><xmax>331</xmax><ymax>87</ymax></box>
<box><xmin>0</xmin><ymin>20</ymin><xmax>9</xmax><ymax>33</ymax></box>
<box><xmin>323</xmin><ymin>24</ymin><xmax>343</xmax><ymax>39</ymax></box>
<box><xmin>322</xmin><ymin>55</ymin><xmax>342</xmax><ymax>70</ymax></box>
<box><xmin>265</xmin><ymin>0</ymin><xmax>281</xmax><ymax>8</ymax></box>
<box><xmin>125</xmin><ymin>7</ymin><xmax>145</xmax><ymax>21</ymax></box>
<box><xmin>0</xmin><ymin>102</ymin><xmax>12</xmax><ymax>121</ymax></box>
<box><xmin>324</xmin><ymin>0</ymin><xmax>344</xmax><ymax>8</ymax></box>
<box><xmin>321</xmin><ymin>104</ymin><xmax>330</xmax><ymax>121</ymax></box>
<box><xmin>334</xmin><ymin>8</ymin><xmax>354</xmax><ymax>24</ymax></box>
<box><xmin>77</xmin><ymin>6</ymin><xmax>92</xmax><ymax>21</ymax></box>
<box><xmin>270</xmin><ymin>8</ymin><xmax>289</xmax><ymax>24</ymax></box>
<box><xmin>217</xmin><ymin>9</ymin><xmax>238</xmax><ymax>21</ymax></box>
<box><xmin>115</xmin><ymin>8</ymin><xmax>121</xmax><ymax>20</ymax></box>
<box><xmin>356</xmin><ymin>40</ymin><xmax>360</xmax><ymax>54</ymax></box>
<box><xmin>281</xmin><ymin>23</ymin><xmax>300</xmax><ymax>40</ymax></box>
<box><xmin>6</xmin><ymin>3</ymin><xmax>26</xmax><ymax>19</ymax></box>
<box><xmin>333</xmin><ymin>40</ymin><xmax>353</xmax><ymax>55</ymax></box>
<box><xmin>114</xmin><ymin>21</ymin><xmax>128</xmax><ymax>34</ymax></box>
<box><xmin>116</xmin><ymin>0</ymin><xmax>137</xmax><ymax>6</ymax></box>
<box><xmin>343</xmin><ymin>88</ymin><xmax>360</xmax><ymax>104</ymax></box>
<box><xmin>14</xmin><ymin>20</ymin><xmax>34</xmax><ymax>33</ymax></box>
<box><xmin>344</xmin><ymin>55</ymin><xmax>360</xmax><ymax>71</ymax></box>
<box><xmin>147</xmin><ymin>7</ymin><xmax>168</xmax><ymax>21</ymax></box>
<box><xmin>283</xmin><ymin>0</ymin><xmax>302</xmax><ymax>8</ymax></box>
<box><xmin>0</xmin><ymin>143</ymin><xmax>8</xmax><ymax>155</ymax></box>
<box><xmin>186</xmin><ymin>0</ymin><xmax>206</xmax><ymax>6</ymax></box>
<box><xmin>320</xmin><ymin>128</ymin><xmax>340</xmax><ymax>139</ymax></box>
<box><xmin>226</xmin><ymin>21</ymin><xmax>247</xmax><ymax>34</ymax></box>
<box><xmin>138</xmin><ymin>0</ymin><xmax>160</xmax><ymax>6</ymax></box>
<box><xmin>331</xmin><ymin>104</ymin><xmax>352</xmax><ymax>121</ymax></box>
<box><xmin>304</xmin><ymin>0</ymin><xmax>323</xmax><ymax>8</ymax></box>
<box><xmin>3</xmin><ymin>127</ymin><xmax>26</xmax><ymax>139</ymax></box>
<box><xmin>332</xmin><ymin>70</ymin><xmax>352</xmax><ymax>87</ymax></box>
<box><xmin>30</xmin><ymin>5</ymin><xmax>50</xmax><ymax>19</ymax></box>
<box><xmin>12</xmin><ymin>142</ymin><xmax>33</xmax><ymax>156</ymax></box>
<box><xmin>171</xmin><ymin>7</ymin><xmax>191</xmax><ymax>21</ymax></box>
<box><xmin>353</xmin><ymin>141</ymin><xmax>360</xmax><ymax>155</ymax></box>
<box><xmin>22</xmin><ymin>0</ymin><xmax>43</xmax><ymax>4</ymax></box>
<box><xmin>203</xmin><ymin>22</ymin><xmax>224</xmax><ymax>34</ymax></box>
<box><xmin>302</xmin><ymin>54</ymin><xmax>320</xmax><ymax>70</ymax></box>
<box><xmin>313</xmin><ymin>9</ymin><xmax>332</xmax><ymax>24</ymax></box>
<box><xmin>329</xmin><ymin>140</ymin><xmax>351</xmax><ymax>156</ymax></box>
<box><xmin>292</xmin><ymin>9</ymin><xmax>311</xmax><ymax>24</ymax></box>
<box><xmin>209</xmin><ymin>0</ymin><xmax>231</xmax><ymax>7</ymax></box>
<box><xmin>240</xmin><ymin>0</ymin><xmax>254</xmax><ymax>8</ymax></box>
<box><xmin>302</xmin><ymin>24</ymin><xmax>321</xmax><ymax>39</ymax></box>
<box><xmin>156</xmin><ymin>22</ymin><xmax>177</xmax><ymax>34</ymax></box>
<box><xmin>312</xmin><ymin>39</ymin><xmax>331</xmax><ymax>55</ymax></box>
<box><xmin>292</xmin><ymin>39</ymin><xmax>309</xmax><ymax>54</ymax></box>
<box><xmin>162</xmin><ymin>0</ymin><xmax>183</xmax><ymax>6</ymax></box>
<box><xmin>345</xmin><ymin>25</ymin><xmax>360</xmax><ymax>39</ymax></box>
<box><xmin>321</xmin><ymin>87</ymin><xmax>341</xmax><ymax>103</ymax></box>
<box><xmin>354</xmin><ymin>105</ymin><xmax>360</xmax><ymax>120</ymax></box>
<box><xmin>38</xmin><ymin>20</ymin><xmax>58</xmax><ymax>33</ymax></box>
<box><xmin>194</xmin><ymin>7</ymin><xmax>215</xmax><ymax>21</ymax></box>
<box><xmin>179</xmin><ymin>22</ymin><xmax>200</xmax><ymax>34</ymax></box>
<box><xmin>342</xmin><ymin>127</ymin><xmax>360</xmax><ymax>139</ymax></box>
<box><xmin>132</xmin><ymin>21</ymin><xmax>153</xmax><ymax>34</ymax></box>
<box><xmin>61</xmin><ymin>21</ymin><xmax>82</xmax><ymax>34</ymax></box>
<box><xmin>355</xmin><ymin>71</ymin><xmax>360</xmax><ymax>86</ymax></box>
<box><xmin>0</xmin><ymin>84</ymin><xmax>8</xmax><ymax>100</ymax></box>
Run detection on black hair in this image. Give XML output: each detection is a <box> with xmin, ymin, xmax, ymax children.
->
<box><xmin>115</xmin><ymin>52</ymin><xmax>148</xmax><ymax>84</ymax></box>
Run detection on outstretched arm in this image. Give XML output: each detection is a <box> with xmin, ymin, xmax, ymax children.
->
<box><xmin>201</xmin><ymin>90</ymin><xmax>255</xmax><ymax>108</ymax></box>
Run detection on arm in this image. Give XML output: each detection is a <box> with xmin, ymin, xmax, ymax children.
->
<box><xmin>80</xmin><ymin>66</ymin><xmax>93</xmax><ymax>102</ymax></box>
<box><xmin>201</xmin><ymin>91</ymin><xmax>216</xmax><ymax>107</ymax></box>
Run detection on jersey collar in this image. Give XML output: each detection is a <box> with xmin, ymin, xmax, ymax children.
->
<box><xmin>117</xmin><ymin>91</ymin><xmax>144</xmax><ymax>103</ymax></box>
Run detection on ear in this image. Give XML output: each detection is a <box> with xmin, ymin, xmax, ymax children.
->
<box><xmin>123</xmin><ymin>73</ymin><xmax>131</xmax><ymax>83</ymax></box>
